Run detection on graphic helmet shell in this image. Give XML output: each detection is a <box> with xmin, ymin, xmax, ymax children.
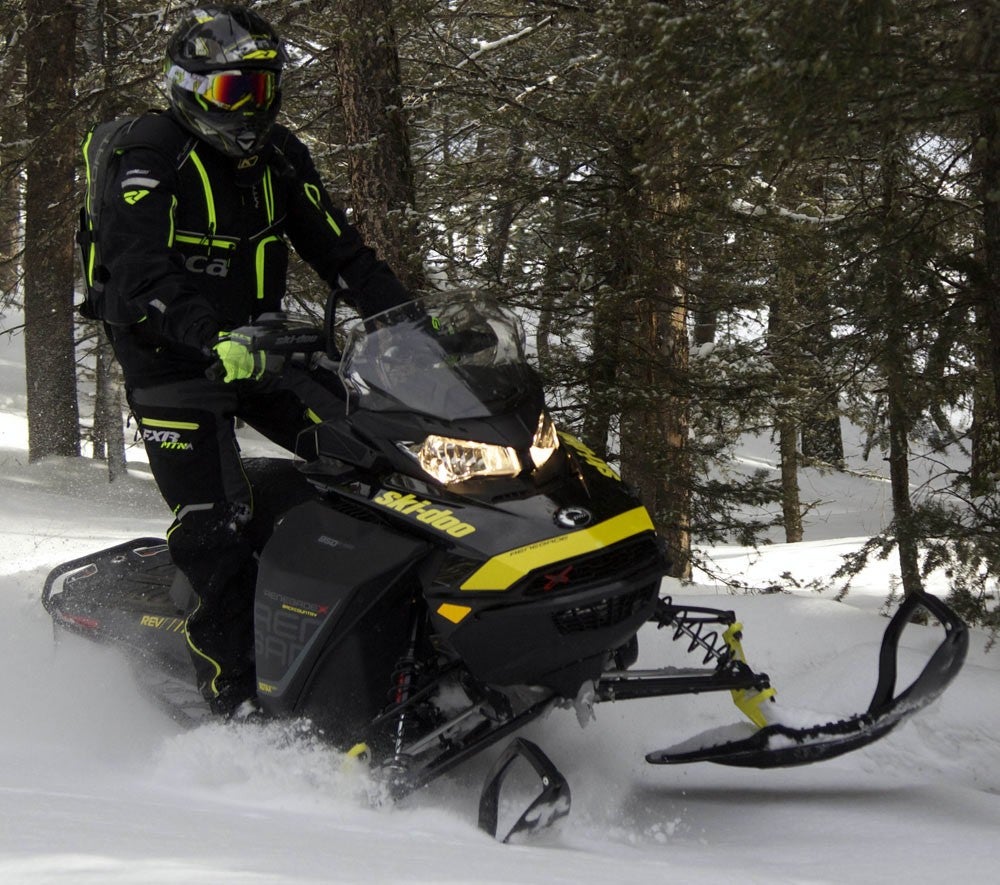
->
<box><xmin>164</xmin><ymin>5</ymin><xmax>287</xmax><ymax>157</ymax></box>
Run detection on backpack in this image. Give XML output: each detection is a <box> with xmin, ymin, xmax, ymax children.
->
<box><xmin>76</xmin><ymin>112</ymin><xmax>194</xmax><ymax>323</ymax></box>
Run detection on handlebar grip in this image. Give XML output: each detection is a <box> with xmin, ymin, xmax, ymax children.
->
<box><xmin>204</xmin><ymin>353</ymin><xmax>286</xmax><ymax>383</ymax></box>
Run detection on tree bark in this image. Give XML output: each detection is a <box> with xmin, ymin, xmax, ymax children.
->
<box><xmin>969</xmin><ymin>4</ymin><xmax>1000</xmax><ymax>424</ymax></box>
<box><xmin>879</xmin><ymin>129</ymin><xmax>922</xmax><ymax>597</ymax></box>
<box><xmin>779</xmin><ymin>420</ymin><xmax>804</xmax><ymax>543</ymax></box>
<box><xmin>22</xmin><ymin>0</ymin><xmax>80</xmax><ymax>461</ymax></box>
<box><xmin>0</xmin><ymin>165</ymin><xmax>20</xmax><ymax>301</ymax></box>
<box><xmin>620</xmin><ymin>276</ymin><xmax>691</xmax><ymax>580</ymax></box>
<box><xmin>970</xmin><ymin>307</ymin><xmax>1000</xmax><ymax>494</ymax></box>
<box><xmin>768</xmin><ymin>266</ymin><xmax>804</xmax><ymax>543</ymax></box>
<box><xmin>485</xmin><ymin>127</ymin><xmax>525</xmax><ymax>284</ymax></box>
<box><xmin>333</xmin><ymin>0</ymin><xmax>424</xmax><ymax>292</ymax></box>
<box><xmin>80</xmin><ymin>0</ymin><xmax>130</xmax><ymax>475</ymax></box>
<box><xmin>93</xmin><ymin>328</ymin><xmax>127</xmax><ymax>481</ymax></box>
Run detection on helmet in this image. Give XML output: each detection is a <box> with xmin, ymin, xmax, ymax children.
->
<box><xmin>164</xmin><ymin>5</ymin><xmax>287</xmax><ymax>157</ymax></box>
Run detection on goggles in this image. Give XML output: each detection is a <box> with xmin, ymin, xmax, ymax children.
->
<box><xmin>167</xmin><ymin>65</ymin><xmax>278</xmax><ymax>111</ymax></box>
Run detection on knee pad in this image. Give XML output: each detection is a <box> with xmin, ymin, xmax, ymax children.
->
<box><xmin>169</xmin><ymin>501</ymin><xmax>252</xmax><ymax>556</ymax></box>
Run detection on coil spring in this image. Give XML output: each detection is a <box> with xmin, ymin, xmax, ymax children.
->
<box><xmin>660</xmin><ymin>595</ymin><xmax>733</xmax><ymax>666</ymax></box>
<box><xmin>388</xmin><ymin>654</ymin><xmax>418</xmax><ymax>705</ymax></box>
<box><xmin>386</xmin><ymin>653</ymin><xmax>424</xmax><ymax>750</ymax></box>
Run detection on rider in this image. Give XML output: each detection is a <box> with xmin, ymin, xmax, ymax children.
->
<box><xmin>96</xmin><ymin>4</ymin><xmax>411</xmax><ymax>718</ymax></box>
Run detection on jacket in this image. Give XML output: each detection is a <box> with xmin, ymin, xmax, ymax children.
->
<box><xmin>99</xmin><ymin>110</ymin><xmax>410</xmax><ymax>386</ymax></box>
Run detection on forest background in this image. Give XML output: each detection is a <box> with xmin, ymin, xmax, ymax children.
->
<box><xmin>1</xmin><ymin>0</ymin><xmax>998</xmax><ymax>633</ymax></box>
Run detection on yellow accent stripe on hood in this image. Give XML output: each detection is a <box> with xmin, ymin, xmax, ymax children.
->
<box><xmin>460</xmin><ymin>506</ymin><xmax>655</xmax><ymax>591</ymax></box>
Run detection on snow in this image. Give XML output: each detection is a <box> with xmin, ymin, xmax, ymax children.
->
<box><xmin>1</xmin><ymin>322</ymin><xmax>999</xmax><ymax>884</ymax></box>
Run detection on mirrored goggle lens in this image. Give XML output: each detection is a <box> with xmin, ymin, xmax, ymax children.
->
<box><xmin>202</xmin><ymin>71</ymin><xmax>276</xmax><ymax>110</ymax></box>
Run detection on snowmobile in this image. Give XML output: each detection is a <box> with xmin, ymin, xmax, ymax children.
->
<box><xmin>43</xmin><ymin>292</ymin><xmax>968</xmax><ymax>842</ymax></box>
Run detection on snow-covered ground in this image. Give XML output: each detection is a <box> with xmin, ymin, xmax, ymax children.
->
<box><xmin>1</xmin><ymin>321</ymin><xmax>998</xmax><ymax>884</ymax></box>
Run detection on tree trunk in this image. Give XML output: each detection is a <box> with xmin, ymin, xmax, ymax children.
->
<box><xmin>581</xmin><ymin>288</ymin><xmax>624</xmax><ymax>459</ymax></box>
<box><xmin>970</xmin><ymin>307</ymin><xmax>1000</xmax><ymax>494</ymax></box>
<box><xmin>485</xmin><ymin>127</ymin><xmax>525</xmax><ymax>284</ymax></box>
<box><xmin>620</xmin><ymin>278</ymin><xmax>691</xmax><ymax>580</ymax></box>
<box><xmin>970</xmin><ymin>182</ymin><xmax>1000</xmax><ymax>493</ymax></box>
<box><xmin>779</xmin><ymin>420</ymin><xmax>804</xmax><ymax>543</ymax></box>
<box><xmin>879</xmin><ymin>129</ymin><xmax>922</xmax><ymax>597</ymax></box>
<box><xmin>976</xmin><ymin>103</ymin><xmax>1000</xmax><ymax>429</ymax></box>
<box><xmin>535</xmin><ymin>156</ymin><xmax>569</xmax><ymax>384</ymax></box>
<box><xmin>80</xmin><ymin>0</ymin><xmax>130</xmax><ymax>475</ymax></box>
<box><xmin>93</xmin><ymin>328</ymin><xmax>127</xmax><ymax>481</ymax></box>
<box><xmin>22</xmin><ymin>0</ymin><xmax>80</xmax><ymax>461</ymax></box>
<box><xmin>768</xmin><ymin>267</ymin><xmax>804</xmax><ymax>543</ymax></box>
<box><xmin>655</xmin><ymin>282</ymin><xmax>692</xmax><ymax>578</ymax></box>
<box><xmin>334</xmin><ymin>0</ymin><xmax>423</xmax><ymax>292</ymax></box>
<box><xmin>0</xmin><ymin>166</ymin><xmax>20</xmax><ymax>301</ymax></box>
<box><xmin>692</xmin><ymin>301</ymin><xmax>717</xmax><ymax>347</ymax></box>
<box><xmin>799</xmin><ymin>312</ymin><xmax>844</xmax><ymax>467</ymax></box>
<box><xmin>968</xmin><ymin>4</ymin><xmax>1000</xmax><ymax>423</ymax></box>
<box><xmin>611</xmin><ymin>135</ymin><xmax>691</xmax><ymax>579</ymax></box>
<box><xmin>885</xmin><ymin>352</ymin><xmax>922</xmax><ymax>595</ymax></box>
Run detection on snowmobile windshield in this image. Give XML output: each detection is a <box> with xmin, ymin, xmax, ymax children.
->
<box><xmin>338</xmin><ymin>294</ymin><xmax>536</xmax><ymax>420</ymax></box>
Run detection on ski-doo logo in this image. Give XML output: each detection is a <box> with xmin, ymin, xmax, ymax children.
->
<box><xmin>141</xmin><ymin>428</ymin><xmax>193</xmax><ymax>451</ymax></box>
<box><xmin>373</xmin><ymin>491</ymin><xmax>477</xmax><ymax>538</ymax></box>
<box><xmin>558</xmin><ymin>433</ymin><xmax>621</xmax><ymax>481</ymax></box>
<box><xmin>274</xmin><ymin>333</ymin><xmax>322</xmax><ymax>347</ymax></box>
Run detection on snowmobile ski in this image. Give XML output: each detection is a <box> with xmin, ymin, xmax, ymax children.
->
<box><xmin>646</xmin><ymin>589</ymin><xmax>968</xmax><ymax>767</ymax></box>
<box><xmin>478</xmin><ymin>738</ymin><xmax>571</xmax><ymax>842</ymax></box>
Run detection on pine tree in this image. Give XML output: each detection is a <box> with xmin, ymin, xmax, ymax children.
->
<box><xmin>22</xmin><ymin>0</ymin><xmax>80</xmax><ymax>461</ymax></box>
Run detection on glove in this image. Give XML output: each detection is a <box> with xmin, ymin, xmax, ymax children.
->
<box><xmin>212</xmin><ymin>331</ymin><xmax>267</xmax><ymax>383</ymax></box>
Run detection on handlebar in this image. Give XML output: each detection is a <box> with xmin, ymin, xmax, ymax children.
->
<box><xmin>205</xmin><ymin>312</ymin><xmax>329</xmax><ymax>382</ymax></box>
<box><xmin>229</xmin><ymin>313</ymin><xmax>328</xmax><ymax>355</ymax></box>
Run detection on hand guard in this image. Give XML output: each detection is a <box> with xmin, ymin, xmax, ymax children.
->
<box><xmin>212</xmin><ymin>331</ymin><xmax>267</xmax><ymax>383</ymax></box>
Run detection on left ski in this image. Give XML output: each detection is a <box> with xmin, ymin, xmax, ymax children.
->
<box><xmin>647</xmin><ymin>590</ymin><xmax>967</xmax><ymax>768</ymax></box>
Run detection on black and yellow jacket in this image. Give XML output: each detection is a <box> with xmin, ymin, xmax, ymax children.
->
<box><xmin>95</xmin><ymin>109</ymin><xmax>409</xmax><ymax>386</ymax></box>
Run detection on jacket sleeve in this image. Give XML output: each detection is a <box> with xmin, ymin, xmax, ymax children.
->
<box><xmin>100</xmin><ymin>145</ymin><xmax>219</xmax><ymax>352</ymax></box>
<box><xmin>277</xmin><ymin>132</ymin><xmax>411</xmax><ymax>318</ymax></box>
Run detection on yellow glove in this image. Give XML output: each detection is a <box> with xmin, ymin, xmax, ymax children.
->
<box><xmin>212</xmin><ymin>331</ymin><xmax>266</xmax><ymax>383</ymax></box>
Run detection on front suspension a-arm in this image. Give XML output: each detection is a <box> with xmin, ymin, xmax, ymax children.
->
<box><xmin>594</xmin><ymin>597</ymin><xmax>776</xmax><ymax>727</ymax></box>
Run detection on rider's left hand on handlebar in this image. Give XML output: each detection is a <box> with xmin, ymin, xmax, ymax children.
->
<box><xmin>212</xmin><ymin>331</ymin><xmax>267</xmax><ymax>383</ymax></box>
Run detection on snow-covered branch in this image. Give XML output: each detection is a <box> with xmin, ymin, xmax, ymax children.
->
<box><xmin>731</xmin><ymin>197</ymin><xmax>845</xmax><ymax>225</ymax></box>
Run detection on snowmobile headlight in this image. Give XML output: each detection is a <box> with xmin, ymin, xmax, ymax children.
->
<box><xmin>408</xmin><ymin>435</ymin><xmax>522</xmax><ymax>484</ymax></box>
<box><xmin>529</xmin><ymin>410</ymin><xmax>559</xmax><ymax>469</ymax></box>
<box><xmin>404</xmin><ymin>413</ymin><xmax>559</xmax><ymax>485</ymax></box>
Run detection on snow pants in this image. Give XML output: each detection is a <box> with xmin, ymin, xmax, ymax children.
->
<box><xmin>127</xmin><ymin>367</ymin><xmax>344</xmax><ymax>716</ymax></box>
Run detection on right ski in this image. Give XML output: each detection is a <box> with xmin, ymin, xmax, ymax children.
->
<box><xmin>647</xmin><ymin>590</ymin><xmax>968</xmax><ymax>768</ymax></box>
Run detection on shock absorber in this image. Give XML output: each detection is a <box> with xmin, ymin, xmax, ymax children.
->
<box><xmin>655</xmin><ymin>595</ymin><xmax>736</xmax><ymax>666</ymax></box>
<box><xmin>387</xmin><ymin>591</ymin><xmax>425</xmax><ymax>766</ymax></box>
<box><xmin>654</xmin><ymin>596</ymin><xmax>776</xmax><ymax>727</ymax></box>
